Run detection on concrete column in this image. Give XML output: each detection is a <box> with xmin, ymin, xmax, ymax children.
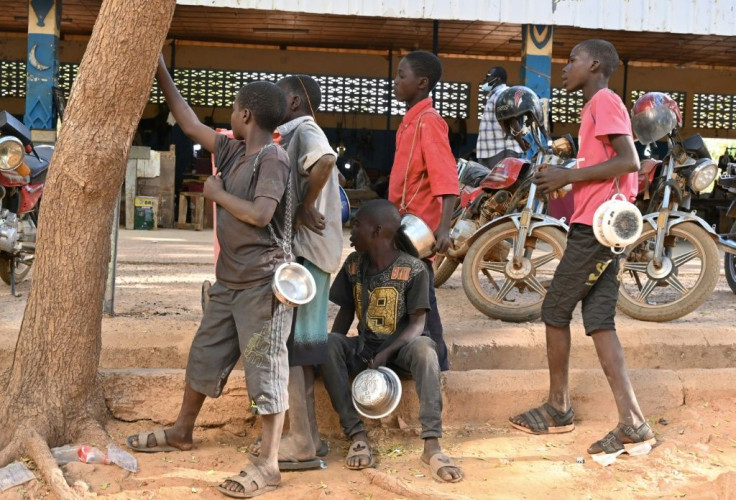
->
<box><xmin>520</xmin><ymin>25</ymin><xmax>553</xmax><ymax>130</ymax></box>
<box><xmin>24</xmin><ymin>0</ymin><xmax>61</xmax><ymax>143</ymax></box>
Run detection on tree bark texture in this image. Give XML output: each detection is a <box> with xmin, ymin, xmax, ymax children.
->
<box><xmin>0</xmin><ymin>0</ymin><xmax>175</xmax><ymax>468</ymax></box>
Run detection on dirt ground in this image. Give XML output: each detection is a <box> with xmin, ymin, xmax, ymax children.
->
<box><xmin>1</xmin><ymin>228</ymin><xmax>736</xmax><ymax>499</ymax></box>
<box><xmin>3</xmin><ymin>402</ymin><xmax>736</xmax><ymax>500</ymax></box>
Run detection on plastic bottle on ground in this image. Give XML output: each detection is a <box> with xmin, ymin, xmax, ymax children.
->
<box><xmin>107</xmin><ymin>444</ymin><xmax>138</xmax><ymax>472</ymax></box>
<box><xmin>77</xmin><ymin>445</ymin><xmax>110</xmax><ymax>465</ymax></box>
<box><xmin>50</xmin><ymin>445</ymin><xmax>80</xmax><ymax>465</ymax></box>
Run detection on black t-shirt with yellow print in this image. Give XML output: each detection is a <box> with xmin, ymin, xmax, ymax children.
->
<box><xmin>329</xmin><ymin>251</ymin><xmax>430</xmax><ymax>356</ymax></box>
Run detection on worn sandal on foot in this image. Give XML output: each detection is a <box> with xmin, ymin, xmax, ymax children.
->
<box><xmin>425</xmin><ymin>453</ymin><xmax>463</xmax><ymax>483</ymax></box>
<box><xmin>509</xmin><ymin>403</ymin><xmax>575</xmax><ymax>435</ymax></box>
<box><xmin>216</xmin><ymin>464</ymin><xmax>278</xmax><ymax>498</ymax></box>
<box><xmin>126</xmin><ymin>429</ymin><xmax>179</xmax><ymax>453</ymax></box>
<box><xmin>345</xmin><ymin>440</ymin><xmax>375</xmax><ymax>470</ymax></box>
<box><xmin>588</xmin><ymin>422</ymin><xmax>656</xmax><ymax>456</ymax></box>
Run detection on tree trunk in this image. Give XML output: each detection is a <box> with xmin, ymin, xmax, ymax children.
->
<box><xmin>0</xmin><ymin>0</ymin><xmax>175</xmax><ymax>496</ymax></box>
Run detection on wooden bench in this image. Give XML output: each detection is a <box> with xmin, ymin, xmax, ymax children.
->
<box><xmin>177</xmin><ymin>192</ymin><xmax>205</xmax><ymax>231</ymax></box>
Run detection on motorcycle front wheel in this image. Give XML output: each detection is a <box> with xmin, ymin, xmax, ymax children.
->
<box><xmin>0</xmin><ymin>256</ymin><xmax>32</xmax><ymax>285</ymax></box>
<box><xmin>725</xmin><ymin>221</ymin><xmax>736</xmax><ymax>294</ymax></box>
<box><xmin>618</xmin><ymin>222</ymin><xmax>719</xmax><ymax>322</ymax></box>
<box><xmin>433</xmin><ymin>254</ymin><xmax>460</xmax><ymax>288</ymax></box>
<box><xmin>461</xmin><ymin>222</ymin><xmax>566</xmax><ymax>322</ymax></box>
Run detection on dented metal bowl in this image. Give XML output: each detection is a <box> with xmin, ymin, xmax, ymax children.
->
<box><xmin>272</xmin><ymin>262</ymin><xmax>316</xmax><ymax>307</ymax></box>
<box><xmin>351</xmin><ymin>366</ymin><xmax>402</xmax><ymax>419</ymax></box>
<box><xmin>398</xmin><ymin>214</ymin><xmax>435</xmax><ymax>259</ymax></box>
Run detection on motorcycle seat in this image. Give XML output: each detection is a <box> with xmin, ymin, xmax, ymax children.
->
<box><xmin>24</xmin><ymin>145</ymin><xmax>53</xmax><ymax>183</ymax></box>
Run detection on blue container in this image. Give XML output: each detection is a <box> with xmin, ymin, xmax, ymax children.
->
<box><xmin>339</xmin><ymin>186</ymin><xmax>350</xmax><ymax>223</ymax></box>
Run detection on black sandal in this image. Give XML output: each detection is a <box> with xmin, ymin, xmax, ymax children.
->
<box><xmin>588</xmin><ymin>422</ymin><xmax>656</xmax><ymax>456</ymax></box>
<box><xmin>509</xmin><ymin>403</ymin><xmax>575</xmax><ymax>435</ymax></box>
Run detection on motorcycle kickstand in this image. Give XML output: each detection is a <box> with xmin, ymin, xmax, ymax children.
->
<box><xmin>9</xmin><ymin>257</ymin><xmax>20</xmax><ymax>298</ymax></box>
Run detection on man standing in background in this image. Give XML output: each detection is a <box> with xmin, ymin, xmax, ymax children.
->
<box><xmin>476</xmin><ymin>66</ymin><xmax>523</xmax><ymax>168</ymax></box>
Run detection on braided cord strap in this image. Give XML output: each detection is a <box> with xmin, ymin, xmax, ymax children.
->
<box><xmin>255</xmin><ymin>144</ymin><xmax>294</xmax><ymax>263</ymax></box>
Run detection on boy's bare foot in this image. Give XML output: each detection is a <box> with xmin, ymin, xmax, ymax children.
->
<box><xmin>345</xmin><ymin>432</ymin><xmax>375</xmax><ymax>470</ymax></box>
<box><xmin>421</xmin><ymin>438</ymin><xmax>463</xmax><ymax>483</ymax></box>
<box><xmin>217</xmin><ymin>457</ymin><xmax>280</xmax><ymax>498</ymax></box>
<box><xmin>126</xmin><ymin>427</ymin><xmax>193</xmax><ymax>452</ymax></box>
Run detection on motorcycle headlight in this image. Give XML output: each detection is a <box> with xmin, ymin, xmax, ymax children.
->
<box><xmin>0</xmin><ymin>136</ymin><xmax>24</xmax><ymax>171</ymax></box>
<box><xmin>689</xmin><ymin>159</ymin><xmax>718</xmax><ymax>192</ymax></box>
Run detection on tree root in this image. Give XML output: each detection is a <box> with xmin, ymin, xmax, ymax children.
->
<box><xmin>75</xmin><ymin>417</ymin><xmax>113</xmax><ymax>449</ymax></box>
<box><xmin>24</xmin><ymin>429</ymin><xmax>90</xmax><ymax>500</ymax></box>
<box><xmin>0</xmin><ymin>439</ymin><xmax>20</xmax><ymax>468</ymax></box>
<box><xmin>362</xmin><ymin>468</ymin><xmax>471</xmax><ymax>500</ymax></box>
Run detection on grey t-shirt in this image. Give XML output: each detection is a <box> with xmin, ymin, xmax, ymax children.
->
<box><xmin>278</xmin><ymin>117</ymin><xmax>342</xmax><ymax>274</ymax></box>
<box><xmin>213</xmin><ymin>134</ymin><xmax>290</xmax><ymax>289</ymax></box>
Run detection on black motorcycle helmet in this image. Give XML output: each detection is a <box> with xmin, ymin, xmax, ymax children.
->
<box><xmin>494</xmin><ymin>85</ymin><xmax>546</xmax><ymax>150</ymax></box>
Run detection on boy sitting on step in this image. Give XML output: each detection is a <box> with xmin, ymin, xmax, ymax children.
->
<box><xmin>322</xmin><ymin>199</ymin><xmax>463</xmax><ymax>483</ymax></box>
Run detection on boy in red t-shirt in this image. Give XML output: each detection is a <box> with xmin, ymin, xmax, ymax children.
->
<box><xmin>509</xmin><ymin>40</ymin><xmax>656</xmax><ymax>457</ymax></box>
<box><xmin>388</xmin><ymin>50</ymin><xmax>460</xmax><ymax>371</ymax></box>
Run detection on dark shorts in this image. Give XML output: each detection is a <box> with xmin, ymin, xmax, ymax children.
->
<box><xmin>185</xmin><ymin>281</ymin><xmax>292</xmax><ymax>415</ymax></box>
<box><xmin>541</xmin><ymin>224</ymin><xmax>620</xmax><ymax>335</ymax></box>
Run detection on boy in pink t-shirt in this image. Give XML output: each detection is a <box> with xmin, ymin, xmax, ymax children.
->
<box><xmin>509</xmin><ymin>40</ymin><xmax>656</xmax><ymax>458</ymax></box>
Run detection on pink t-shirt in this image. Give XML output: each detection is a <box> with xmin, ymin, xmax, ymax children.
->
<box><xmin>571</xmin><ymin>89</ymin><xmax>638</xmax><ymax>226</ymax></box>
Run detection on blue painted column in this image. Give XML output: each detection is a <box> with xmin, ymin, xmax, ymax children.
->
<box><xmin>24</xmin><ymin>0</ymin><xmax>61</xmax><ymax>137</ymax></box>
<box><xmin>520</xmin><ymin>25</ymin><xmax>553</xmax><ymax>130</ymax></box>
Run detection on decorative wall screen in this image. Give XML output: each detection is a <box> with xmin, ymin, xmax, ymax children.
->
<box><xmin>693</xmin><ymin>93</ymin><xmax>736</xmax><ymax>130</ymax></box>
<box><xmin>0</xmin><ymin>61</ymin><xmax>27</xmax><ymax>98</ymax></box>
<box><xmin>551</xmin><ymin>87</ymin><xmax>584</xmax><ymax>124</ymax></box>
<box><xmin>1</xmin><ymin>59</ymin><xmax>469</xmax><ymax>119</ymax></box>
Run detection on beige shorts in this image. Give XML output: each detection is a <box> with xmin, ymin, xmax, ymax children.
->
<box><xmin>185</xmin><ymin>280</ymin><xmax>292</xmax><ymax>415</ymax></box>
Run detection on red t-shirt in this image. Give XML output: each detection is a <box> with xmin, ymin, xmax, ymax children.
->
<box><xmin>571</xmin><ymin>89</ymin><xmax>638</xmax><ymax>226</ymax></box>
<box><xmin>388</xmin><ymin>98</ymin><xmax>460</xmax><ymax>232</ymax></box>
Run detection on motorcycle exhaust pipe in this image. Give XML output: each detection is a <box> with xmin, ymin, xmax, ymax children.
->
<box><xmin>717</xmin><ymin>234</ymin><xmax>736</xmax><ymax>255</ymax></box>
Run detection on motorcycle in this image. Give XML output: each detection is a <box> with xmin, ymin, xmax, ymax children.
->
<box><xmin>718</xmin><ymin>162</ymin><xmax>736</xmax><ymax>294</ymax></box>
<box><xmin>0</xmin><ymin>111</ymin><xmax>52</xmax><ymax>295</ymax></box>
<box><xmin>458</xmin><ymin>139</ymin><xmax>574</xmax><ymax>322</ymax></box>
<box><xmin>618</xmin><ymin>92</ymin><xmax>736</xmax><ymax>321</ymax></box>
<box><xmin>452</xmin><ymin>86</ymin><xmax>573</xmax><ymax>322</ymax></box>
<box><xmin>434</xmin><ymin>139</ymin><xmax>574</xmax><ymax>289</ymax></box>
<box><xmin>433</xmin><ymin>156</ymin><xmax>522</xmax><ymax>287</ymax></box>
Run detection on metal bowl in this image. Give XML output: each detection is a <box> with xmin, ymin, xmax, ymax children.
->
<box><xmin>272</xmin><ymin>262</ymin><xmax>316</xmax><ymax>307</ymax></box>
<box><xmin>397</xmin><ymin>214</ymin><xmax>435</xmax><ymax>259</ymax></box>
<box><xmin>351</xmin><ymin>366</ymin><xmax>402</xmax><ymax>419</ymax></box>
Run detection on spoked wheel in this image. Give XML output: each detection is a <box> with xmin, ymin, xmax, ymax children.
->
<box><xmin>724</xmin><ymin>221</ymin><xmax>736</xmax><ymax>294</ymax></box>
<box><xmin>461</xmin><ymin>222</ymin><xmax>567</xmax><ymax>322</ymax></box>
<box><xmin>433</xmin><ymin>253</ymin><xmax>459</xmax><ymax>288</ymax></box>
<box><xmin>618</xmin><ymin>222</ymin><xmax>720</xmax><ymax>321</ymax></box>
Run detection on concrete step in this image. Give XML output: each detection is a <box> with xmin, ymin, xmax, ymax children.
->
<box><xmin>447</xmin><ymin>325</ymin><xmax>736</xmax><ymax>371</ymax></box>
<box><xmin>99</xmin><ymin>367</ymin><xmax>735</xmax><ymax>432</ymax></box>
<box><xmin>2</xmin><ymin>321</ymin><xmax>733</xmax><ymax>372</ymax></box>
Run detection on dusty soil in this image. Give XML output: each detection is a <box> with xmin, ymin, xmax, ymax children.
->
<box><xmin>1</xmin><ymin>228</ymin><xmax>736</xmax><ymax>499</ymax></box>
<box><xmin>3</xmin><ymin>402</ymin><xmax>736</xmax><ymax>500</ymax></box>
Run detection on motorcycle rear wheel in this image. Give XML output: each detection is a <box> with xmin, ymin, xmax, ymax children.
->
<box><xmin>725</xmin><ymin>221</ymin><xmax>736</xmax><ymax>294</ymax></box>
<box><xmin>433</xmin><ymin>254</ymin><xmax>459</xmax><ymax>288</ymax></box>
<box><xmin>0</xmin><ymin>257</ymin><xmax>32</xmax><ymax>285</ymax></box>
<box><xmin>461</xmin><ymin>222</ymin><xmax>567</xmax><ymax>323</ymax></box>
<box><xmin>617</xmin><ymin>222</ymin><xmax>719</xmax><ymax>322</ymax></box>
